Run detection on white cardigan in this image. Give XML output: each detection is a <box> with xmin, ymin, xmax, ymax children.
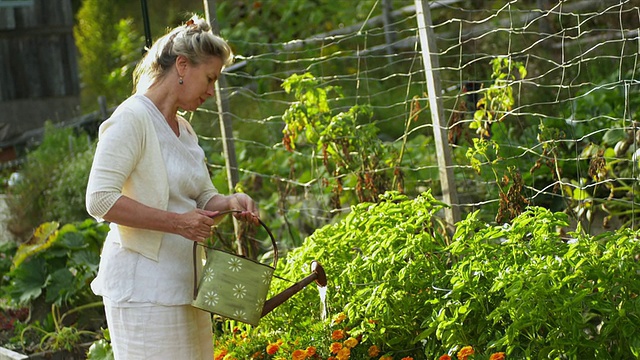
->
<box><xmin>86</xmin><ymin>95</ymin><xmax>216</xmax><ymax>261</ymax></box>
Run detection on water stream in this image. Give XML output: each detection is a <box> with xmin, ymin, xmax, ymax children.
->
<box><xmin>318</xmin><ymin>285</ymin><xmax>328</xmax><ymax>320</ymax></box>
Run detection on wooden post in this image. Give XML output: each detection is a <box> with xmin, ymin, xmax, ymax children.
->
<box><xmin>414</xmin><ymin>0</ymin><xmax>460</xmax><ymax>230</ymax></box>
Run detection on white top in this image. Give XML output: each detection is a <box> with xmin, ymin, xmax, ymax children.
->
<box><xmin>86</xmin><ymin>94</ymin><xmax>217</xmax><ymax>260</ymax></box>
<box><xmin>90</xmin><ymin>95</ymin><xmax>215</xmax><ymax>306</ymax></box>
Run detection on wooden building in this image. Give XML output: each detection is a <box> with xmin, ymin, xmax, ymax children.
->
<box><xmin>0</xmin><ymin>0</ymin><xmax>80</xmax><ymax>164</ymax></box>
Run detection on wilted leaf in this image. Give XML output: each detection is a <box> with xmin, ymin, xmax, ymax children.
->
<box><xmin>12</xmin><ymin>222</ymin><xmax>60</xmax><ymax>269</ymax></box>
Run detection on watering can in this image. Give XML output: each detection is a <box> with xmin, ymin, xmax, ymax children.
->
<box><xmin>191</xmin><ymin>211</ymin><xmax>326</xmax><ymax>326</ymax></box>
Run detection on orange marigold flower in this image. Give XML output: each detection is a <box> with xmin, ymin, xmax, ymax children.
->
<box><xmin>490</xmin><ymin>352</ymin><xmax>506</xmax><ymax>360</ymax></box>
<box><xmin>292</xmin><ymin>349</ymin><xmax>307</xmax><ymax>360</ymax></box>
<box><xmin>332</xmin><ymin>329</ymin><xmax>345</xmax><ymax>341</ymax></box>
<box><xmin>330</xmin><ymin>342</ymin><xmax>343</xmax><ymax>354</ymax></box>
<box><xmin>336</xmin><ymin>347</ymin><xmax>351</xmax><ymax>360</ymax></box>
<box><xmin>458</xmin><ymin>346</ymin><xmax>475</xmax><ymax>360</ymax></box>
<box><xmin>214</xmin><ymin>349</ymin><xmax>228</xmax><ymax>360</ymax></box>
<box><xmin>327</xmin><ymin>357</ymin><xmax>337</xmax><ymax>360</ymax></box>
<box><xmin>438</xmin><ymin>355</ymin><xmax>451</xmax><ymax>360</ymax></box>
<box><xmin>306</xmin><ymin>346</ymin><xmax>317</xmax><ymax>356</ymax></box>
<box><xmin>266</xmin><ymin>343</ymin><xmax>280</xmax><ymax>355</ymax></box>
<box><xmin>401</xmin><ymin>357</ymin><xmax>414</xmax><ymax>360</ymax></box>
<box><xmin>334</xmin><ymin>312</ymin><xmax>347</xmax><ymax>324</ymax></box>
<box><xmin>344</xmin><ymin>337</ymin><xmax>358</xmax><ymax>349</ymax></box>
<box><xmin>368</xmin><ymin>345</ymin><xmax>380</xmax><ymax>357</ymax></box>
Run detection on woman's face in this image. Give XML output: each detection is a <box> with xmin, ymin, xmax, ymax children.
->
<box><xmin>177</xmin><ymin>56</ymin><xmax>223</xmax><ymax>111</ymax></box>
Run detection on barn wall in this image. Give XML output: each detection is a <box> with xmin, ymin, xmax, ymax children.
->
<box><xmin>0</xmin><ymin>0</ymin><xmax>80</xmax><ymax>144</ymax></box>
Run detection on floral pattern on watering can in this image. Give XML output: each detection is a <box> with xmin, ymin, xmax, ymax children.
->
<box><xmin>192</xmin><ymin>248</ymin><xmax>274</xmax><ymax>326</ymax></box>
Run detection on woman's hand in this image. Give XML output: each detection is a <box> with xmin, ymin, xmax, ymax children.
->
<box><xmin>174</xmin><ymin>208</ymin><xmax>219</xmax><ymax>243</ymax></box>
<box><xmin>228</xmin><ymin>193</ymin><xmax>260</xmax><ymax>225</ymax></box>
<box><xmin>205</xmin><ymin>193</ymin><xmax>259</xmax><ymax>225</ymax></box>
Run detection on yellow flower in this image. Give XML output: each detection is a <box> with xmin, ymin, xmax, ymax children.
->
<box><xmin>489</xmin><ymin>352</ymin><xmax>506</xmax><ymax>360</ymax></box>
<box><xmin>457</xmin><ymin>346</ymin><xmax>475</xmax><ymax>360</ymax></box>
<box><xmin>344</xmin><ymin>337</ymin><xmax>358</xmax><ymax>349</ymax></box>
<box><xmin>368</xmin><ymin>345</ymin><xmax>380</xmax><ymax>357</ymax></box>
<box><xmin>379</xmin><ymin>356</ymin><xmax>393</xmax><ymax>360</ymax></box>
<box><xmin>334</xmin><ymin>312</ymin><xmax>347</xmax><ymax>324</ymax></box>
<box><xmin>336</xmin><ymin>347</ymin><xmax>351</xmax><ymax>360</ymax></box>
<box><xmin>330</xmin><ymin>342</ymin><xmax>343</xmax><ymax>354</ymax></box>
<box><xmin>332</xmin><ymin>329</ymin><xmax>345</xmax><ymax>340</ymax></box>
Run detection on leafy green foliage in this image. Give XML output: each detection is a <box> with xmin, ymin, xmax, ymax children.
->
<box><xmin>435</xmin><ymin>209</ymin><xmax>640</xmax><ymax>358</ymax></box>
<box><xmin>74</xmin><ymin>0</ymin><xmax>124</xmax><ymax>108</ymax></box>
<box><xmin>3</xmin><ymin>220</ymin><xmax>108</xmax><ymax>307</ymax></box>
<box><xmin>282</xmin><ymin>73</ymin><xmax>398</xmax><ymax>207</ymax></box>
<box><xmin>19</xmin><ymin>303</ymin><xmax>102</xmax><ymax>354</ymax></box>
<box><xmin>6</xmin><ymin>122</ymin><xmax>95</xmax><ymax>239</ymax></box>
<box><xmin>242</xmin><ymin>192</ymin><xmax>640</xmax><ymax>358</ymax></box>
<box><xmin>263</xmin><ymin>191</ymin><xmax>449</xmax><ymax>357</ymax></box>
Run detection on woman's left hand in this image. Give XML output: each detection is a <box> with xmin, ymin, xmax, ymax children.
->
<box><xmin>227</xmin><ymin>193</ymin><xmax>259</xmax><ymax>225</ymax></box>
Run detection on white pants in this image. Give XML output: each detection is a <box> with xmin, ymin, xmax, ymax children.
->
<box><xmin>104</xmin><ymin>301</ymin><xmax>213</xmax><ymax>360</ymax></box>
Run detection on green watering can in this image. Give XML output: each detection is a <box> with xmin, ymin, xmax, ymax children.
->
<box><xmin>191</xmin><ymin>211</ymin><xmax>326</xmax><ymax>326</ymax></box>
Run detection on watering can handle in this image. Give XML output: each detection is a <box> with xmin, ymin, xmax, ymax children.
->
<box><xmin>192</xmin><ymin>210</ymin><xmax>278</xmax><ymax>298</ymax></box>
<box><xmin>204</xmin><ymin>209</ymin><xmax>278</xmax><ymax>268</ymax></box>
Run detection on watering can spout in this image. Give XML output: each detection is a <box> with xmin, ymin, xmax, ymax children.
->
<box><xmin>261</xmin><ymin>261</ymin><xmax>327</xmax><ymax>318</ymax></box>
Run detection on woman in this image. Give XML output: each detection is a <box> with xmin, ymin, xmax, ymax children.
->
<box><xmin>85</xmin><ymin>15</ymin><xmax>256</xmax><ymax>359</ymax></box>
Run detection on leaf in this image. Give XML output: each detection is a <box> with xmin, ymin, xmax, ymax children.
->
<box><xmin>57</xmin><ymin>230</ymin><xmax>87</xmax><ymax>250</ymax></box>
<box><xmin>572</xmin><ymin>188</ymin><xmax>589</xmax><ymax>201</ymax></box>
<box><xmin>12</xmin><ymin>222</ymin><xmax>60</xmax><ymax>269</ymax></box>
<box><xmin>602</xmin><ymin>128</ymin><xmax>627</xmax><ymax>146</ymax></box>
<box><xmin>87</xmin><ymin>339</ymin><xmax>114</xmax><ymax>360</ymax></box>
<box><xmin>7</xmin><ymin>256</ymin><xmax>47</xmax><ymax>304</ymax></box>
<box><xmin>45</xmin><ymin>268</ymin><xmax>76</xmax><ymax>304</ymax></box>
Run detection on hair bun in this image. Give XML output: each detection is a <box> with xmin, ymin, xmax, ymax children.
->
<box><xmin>185</xmin><ymin>15</ymin><xmax>211</xmax><ymax>33</ymax></box>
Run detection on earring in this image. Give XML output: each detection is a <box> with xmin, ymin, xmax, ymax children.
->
<box><xmin>179</xmin><ymin>77</ymin><xmax>184</xmax><ymax>85</ymax></box>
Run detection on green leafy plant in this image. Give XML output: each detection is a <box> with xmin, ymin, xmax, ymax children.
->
<box><xmin>464</xmin><ymin>57</ymin><xmax>529</xmax><ymax>223</ymax></box>
<box><xmin>1</xmin><ymin>219</ymin><xmax>108</xmax><ymax>355</ymax></box>
<box><xmin>262</xmin><ymin>190</ymin><xmax>450</xmax><ymax>358</ymax></box>
<box><xmin>3</xmin><ymin>219</ymin><xmax>108</xmax><ymax>308</ymax></box>
<box><xmin>209</xmin><ymin>191</ymin><xmax>640</xmax><ymax>358</ymax></box>
<box><xmin>20</xmin><ymin>302</ymin><xmax>101</xmax><ymax>353</ymax></box>
<box><xmin>86</xmin><ymin>328</ymin><xmax>114</xmax><ymax>360</ymax></box>
<box><xmin>428</xmin><ymin>208</ymin><xmax>640</xmax><ymax>358</ymax></box>
<box><xmin>282</xmin><ymin>72</ymin><xmax>398</xmax><ymax>208</ymax></box>
<box><xmin>6</xmin><ymin>122</ymin><xmax>95</xmax><ymax>239</ymax></box>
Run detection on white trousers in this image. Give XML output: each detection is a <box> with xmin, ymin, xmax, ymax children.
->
<box><xmin>104</xmin><ymin>302</ymin><xmax>213</xmax><ymax>360</ymax></box>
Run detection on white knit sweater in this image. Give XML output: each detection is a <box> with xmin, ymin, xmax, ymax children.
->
<box><xmin>86</xmin><ymin>95</ymin><xmax>217</xmax><ymax>261</ymax></box>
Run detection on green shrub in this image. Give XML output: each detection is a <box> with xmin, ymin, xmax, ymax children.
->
<box><xmin>0</xmin><ymin>219</ymin><xmax>108</xmax><ymax>353</ymax></box>
<box><xmin>6</xmin><ymin>122</ymin><xmax>94</xmax><ymax>239</ymax></box>
<box><xmin>233</xmin><ymin>191</ymin><xmax>640</xmax><ymax>359</ymax></box>
<box><xmin>436</xmin><ymin>208</ymin><xmax>640</xmax><ymax>359</ymax></box>
<box><xmin>3</xmin><ymin>219</ymin><xmax>108</xmax><ymax>308</ymax></box>
<box><xmin>262</xmin><ymin>190</ymin><xmax>450</xmax><ymax>358</ymax></box>
<box><xmin>48</xmin><ymin>146</ymin><xmax>96</xmax><ymax>225</ymax></box>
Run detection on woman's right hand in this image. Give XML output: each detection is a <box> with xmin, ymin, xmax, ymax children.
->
<box><xmin>174</xmin><ymin>209</ymin><xmax>219</xmax><ymax>243</ymax></box>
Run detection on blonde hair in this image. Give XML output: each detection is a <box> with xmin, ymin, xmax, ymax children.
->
<box><xmin>133</xmin><ymin>15</ymin><xmax>233</xmax><ymax>93</ymax></box>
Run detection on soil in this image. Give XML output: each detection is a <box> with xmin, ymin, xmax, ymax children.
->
<box><xmin>0</xmin><ymin>307</ymin><xmax>29</xmax><ymax>350</ymax></box>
